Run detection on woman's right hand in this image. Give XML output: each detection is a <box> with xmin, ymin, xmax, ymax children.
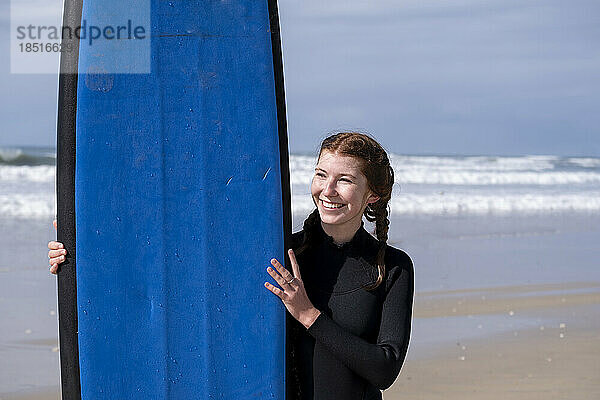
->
<box><xmin>48</xmin><ymin>220</ymin><xmax>67</xmax><ymax>275</ymax></box>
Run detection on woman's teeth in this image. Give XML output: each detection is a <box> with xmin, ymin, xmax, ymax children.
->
<box><xmin>322</xmin><ymin>200</ymin><xmax>344</xmax><ymax>209</ymax></box>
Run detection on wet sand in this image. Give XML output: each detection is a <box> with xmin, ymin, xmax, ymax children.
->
<box><xmin>414</xmin><ymin>281</ymin><xmax>600</xmax><ymax>319</ymax></box>
<box><xmin>386</xmin><ymin>286</ymin><xmax>600</xmax><ymax>399</ymax></box>
<box><xmin>3</xmin><ymin>285</ymin><xmax>599</xmax><ymax>400</ymax></box>
<box><xmin>390</xmin><ymin>320</ymin><xmax>600</xmax><ymax>400</ymax></box>
<box><xmin>1</xmin><ymin>213</ymin><xmax>599</xmax><ymax>398</ymax></box>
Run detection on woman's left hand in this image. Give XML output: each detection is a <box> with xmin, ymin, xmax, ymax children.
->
<box><xmin>264</xmin><ymin>249</ymin><xmax>321</xmax><ymax>329</ymax></box>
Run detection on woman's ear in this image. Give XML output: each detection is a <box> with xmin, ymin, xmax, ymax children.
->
<box><xmin>367</xmin><ymin>193</ymin><xmax>380</xmax><ymax>204</ymax></box>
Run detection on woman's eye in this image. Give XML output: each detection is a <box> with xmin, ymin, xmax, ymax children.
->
<box><xmin>339</xmin><ymin>178</ymin><xmax>352</xmax><ymax>183</ymax></box>
<box><xmin>315</xmin><ymin>172</ymin><xmax>326</xmax><ymax>178</ymax></box>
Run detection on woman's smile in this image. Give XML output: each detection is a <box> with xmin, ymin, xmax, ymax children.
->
<box><xmin>320</xmin><ymin>199</ymin><xmax>345</xmax><ymax>210</ymax></box>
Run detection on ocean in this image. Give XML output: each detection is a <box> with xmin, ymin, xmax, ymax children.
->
<box><xmin>2</xmin><ymin>146</ymin><xmax>600</xmax><ymax>220</ymax></box>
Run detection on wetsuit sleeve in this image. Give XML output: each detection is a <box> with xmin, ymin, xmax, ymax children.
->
<box><xmin>306</xmin><ymin>256</ymin><xmax>414</xmax><ymax>390</ymax></box>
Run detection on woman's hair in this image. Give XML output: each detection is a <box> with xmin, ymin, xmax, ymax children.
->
<box><xmin>296</xmin><ymin>131</ymin><xmax>395</xmax><ymax>290</ymax></box>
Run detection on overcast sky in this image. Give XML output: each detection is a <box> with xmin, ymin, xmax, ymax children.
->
<box><xmin>1</xmin><ymin>0</ymin><xmax>599</xmax><ymax>156</ymax></box>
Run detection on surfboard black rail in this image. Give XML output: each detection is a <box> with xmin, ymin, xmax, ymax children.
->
<box><xmin>56</xmin><ymin>0</ymin><xmax>83</xmax><ymax>399</ymax></box>
<box><xmin>267</xmin><ymin>1</ymin><xmax>295</xmax><ymax>399</ymax></box>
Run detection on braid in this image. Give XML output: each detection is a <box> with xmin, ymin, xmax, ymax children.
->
<box><xmin>363</xmin><ymin>157</ymin><xmax>394</xmax><ymax>290</ymax></box>
<box><xmin>364</xmin><ymin>201</ymin><xmax>390</xmax><ymax>290</ymax></box>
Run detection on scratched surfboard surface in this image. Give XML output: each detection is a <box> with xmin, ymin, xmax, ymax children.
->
<box><xmin>56</xmin><ymin>1</ymin><xmax>291</xmax><ymax>398</ymax></box>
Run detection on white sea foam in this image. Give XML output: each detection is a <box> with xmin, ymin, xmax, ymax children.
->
<box><xmin>390</xmin><ymin>155</ymin><xmax>600</xmax><ymax>185</ymax></box>
<box><xmin>292</xmin><ymin>155</ymin><xmax>600</xmax><ymax>185</ymax></box>
<box><xmin>289</xmin><ymin>154</ymin><xmax>600</xmax><ymax>215</ymax></box>
<box><xmin>388</xmin><ymin>192</ymin><xmax>600</xmax><ymax>215</ymax></box>
<box><xmin>1</xmin><ymin>154</ymin><xmax>599</xmax><ymax>219</ymax></box>
<box><xmin>390</xmin><ymin>154</ymin><xmax>560</xmax><ymax>172</ymax></box>
<box><xmin>291</xmin><ymin>192</ymin><xmax>600</xmax><ymax>216</ymax></box>
<box><xmin>393</xmin><ymin>169</ymin><xmax>600</xmax><ymax>185</ymax></box>
<box><xmin>289</xmin><ymin>155</ymin><xmax>317</xmax><ymax>186</ymax></box>
<box><xmin>0</xmin><ymin>148</ymin><xmax>25</xmax><ymax>162</ymax></box>
<box><xmin>0</xmin><ymin>193</ymin><xmax>55</xmax><ymax>219</ymax></box>
<box><xmin>0</xmin><ymin>165</ymin><xmax>55</xmax><ymax>183</ymax></box>
<box><xmin>568</xmin><ymin>157</ymin><xmax>600</xmax><ymax>168</ymax></box>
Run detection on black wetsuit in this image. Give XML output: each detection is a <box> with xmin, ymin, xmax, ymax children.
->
<box><xmin>288</xmin><ymin>224</ymin><xmax>414</xmax><ymax>400</ymax></box>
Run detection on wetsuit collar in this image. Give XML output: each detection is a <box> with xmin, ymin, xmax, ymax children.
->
<box><xmin>316</xmin><ymin>221</ymin><xmax>368</xmax><ymax>251</ymax></box>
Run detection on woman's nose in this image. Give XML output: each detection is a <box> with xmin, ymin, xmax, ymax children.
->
<box><xmin>322</xmin><ymin>179</ymin><xmax>337</xmax><ymax>196</ymax></box>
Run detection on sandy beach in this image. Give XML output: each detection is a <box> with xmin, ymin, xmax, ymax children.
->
<box><xmin>388</xmin><ymin>287</ymin><xmax>600</xmax><ymax>400</ymax></box>
<box><xmin>3</xmin><ymin>282</ymin><xmax>599</xmax><ymax>400</ymax></box>
<box><xmin>1</xmin><ymin>213</ymin><xmax>599</xmax><ymax>399</ymax></box>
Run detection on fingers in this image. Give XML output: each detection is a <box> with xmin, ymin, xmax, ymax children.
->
<box><xmin>288</xmin><ymin>249</ymin><xmax>301</xmax><ymax>280</ymax></box>
<box><xmin>49</xmin><ymin>255</ymin><xmax>66</xmax><ymax>264</ymax></box>
<box><xmin>48</xmin><ymin>241</ymin><xmax>64</xmax><ymax>250</ymax></box>
<box><xmin>270</xmin><ymin>258</ymin><xmax>294</xmax><ymax>282</ymax></box>
<box><xmin>48</xmin><ymin>244</ymin><xmax>67</xmax><ymax>269</ymax></box>
<box><xmin>48</xmin><ymin>224</ymin><xmax>62</xmax><ymax>276</ymax></box>
<box><xmin>265</xmin><ymin>255</ymin><xmax>302</xmax><ymax>302</ymax></box>
<box><xmin>266</xmin><ymin>265</ymin><xmax>290</xmax><ymax>288</ymax></box>
<box><xmin>48</xmin><ymin>241</ymin><xmax>66</xmax><ymax>268</ymax></box>
<box><xmin>264</xmin><ymin>282</ymin><xmax>286</xmax><ymax>300</ymax></box>
<box><xmin>49</xmin><ymin>255</ymin><xmax>66</xmax><ymax>265</ymax></box>
<box><xmin>49</xmin><ymin>263</ymin><xmax>59</xmax><ymax>275</ymax></box>
<box><xmin>49</xmin><ymin>249</ymin><xmax>67</xmax><ymax>258</ymax></box>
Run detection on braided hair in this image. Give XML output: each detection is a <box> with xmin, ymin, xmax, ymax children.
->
<box><xmin>296</xmin><ymin>131</ymin><xmax>395</xmax><ymax>290</ymax></box>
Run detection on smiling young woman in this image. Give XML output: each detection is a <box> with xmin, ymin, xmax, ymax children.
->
<box><xmin>264</xmin><ymin>132</ymin><xmax>414</xmax><ymax>400</ymax></box>
<box><xmin>48</xmin><ymin>131</ymin><xmax>414</xmax><ymax>400</ymax></box>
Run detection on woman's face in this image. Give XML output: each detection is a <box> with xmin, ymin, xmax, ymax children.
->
<box><xmin>311</xmin><ymin>151</ymin><xmax>379</xmax><ymax>233</ymax></box>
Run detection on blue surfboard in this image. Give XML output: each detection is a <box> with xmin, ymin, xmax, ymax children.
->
<box><xmin>55</xmin><ymin>1</ymin><xmax>291</xmax><ymax>399</ymax></box>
